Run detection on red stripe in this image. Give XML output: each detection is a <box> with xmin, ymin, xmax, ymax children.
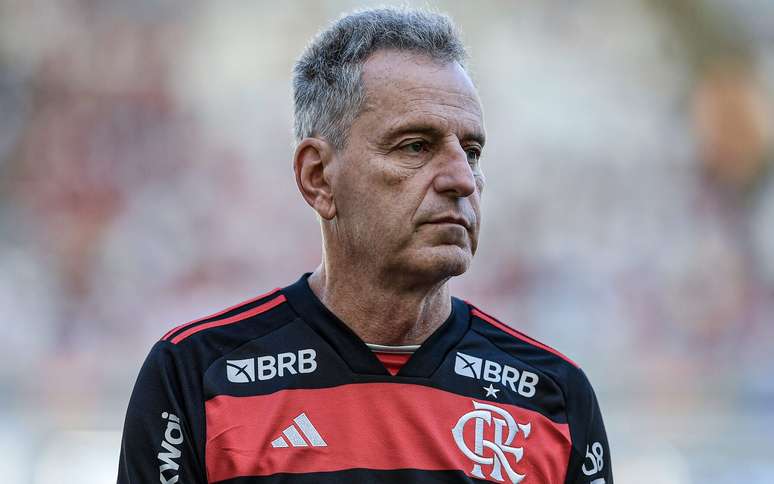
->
<box><xmin>373</xmin><ymin>352</ymin><xmax>412</xmax><ymax>376</ymax></box>
<box><xmin>470</xmin><ymin>308</ymin><xmax>578</xmax><ymax>368</ymax></box>
<box><xmin>161</xmin><ymin>288</ymin><xmax>281</xmax><ymax>341</ymax></box>
<box><xmin>170</xmin><ymin>295</ymin><xmax>286</xmax><ymax>344</ymax></box>
<box><xmin>205</xmin><ymin>383</ymin><xmax>571</xmax><ymax>483</ymax></box>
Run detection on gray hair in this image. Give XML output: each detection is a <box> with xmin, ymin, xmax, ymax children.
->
<box><xmin>292</xmin><ymin>7</ymin><xmax>468</xmax><ymax>149</ymax></box>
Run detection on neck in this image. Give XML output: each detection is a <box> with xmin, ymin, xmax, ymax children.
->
<box><xmin>307</xmin><ymin>262</ymin><xmax>452</xmax><ymax>345</ymax></box>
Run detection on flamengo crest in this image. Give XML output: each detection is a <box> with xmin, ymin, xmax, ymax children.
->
<box><xmin>452</xmin><ymin>401</ymin><xmax>531</xmax><ymax>484</ymax></box>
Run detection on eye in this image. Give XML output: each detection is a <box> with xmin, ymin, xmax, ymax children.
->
<box><xmin>400</xmin><ymin>140</ymin><xmax>430</xmax><ymax>154</ymax></box>
<box><xmin>465</xmin><ymin>146</ymin><xmax>482</xmax><ymax>164</ymax></box>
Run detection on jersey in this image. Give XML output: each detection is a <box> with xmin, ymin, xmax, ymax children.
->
<box><xmin>118</xmin><ymin>273</ymin><xmax>613</xmax><ymax>484</ymax></box>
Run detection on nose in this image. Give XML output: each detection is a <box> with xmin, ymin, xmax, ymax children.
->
<box><xmin>432</xmin><ymin>143</ymin><xmax>476</xmax><ymax>198</ymax></box>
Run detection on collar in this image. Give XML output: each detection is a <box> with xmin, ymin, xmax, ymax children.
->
<box><xmin>365</xmin><ymin>343</ymin><xmax>420</xmax><ymax>354</ymax></box>
<box><xmin>281</xmin><ymin>273</ymin><xmax>470</xmax><ymax>378</ymax></box>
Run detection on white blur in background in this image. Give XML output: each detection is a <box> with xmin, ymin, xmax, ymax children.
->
<box><xmin>0</xmin><ymin>0</ymin><xmax>772</xmax><ymax>482</ymax></box>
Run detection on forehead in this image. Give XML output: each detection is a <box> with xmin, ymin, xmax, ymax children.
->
<box><xmin>358</xmin><ymin>50</ymin><xmax>484</xmax><ymax>137</ymax></box>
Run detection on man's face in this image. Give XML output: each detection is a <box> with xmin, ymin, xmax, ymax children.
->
<box><xmin>328</xmin><ymin>50</ymin><xmax>485</xmax><ymax>283</ymax></box>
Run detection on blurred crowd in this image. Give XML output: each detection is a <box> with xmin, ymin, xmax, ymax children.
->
<box><xmin>0</xmin><ymin>1</ymin><xmax>771</xmax><ymax>482</ymax></box>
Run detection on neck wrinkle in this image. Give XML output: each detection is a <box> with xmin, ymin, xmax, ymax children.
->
<box><xmin>307</xmin><ymin>263</ymin><xmax>452</xmax><ymax>346</ymax></box>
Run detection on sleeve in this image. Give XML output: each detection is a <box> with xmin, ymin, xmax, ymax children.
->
<box><xmin>118</xmin><ymin>341</ymin><xmax>207</xmax><ymax>484</ymax></box>
<box><xmin>563</xmin><ymin>368</ymin><xmax>613</xmax><ymax>484</ymax></box>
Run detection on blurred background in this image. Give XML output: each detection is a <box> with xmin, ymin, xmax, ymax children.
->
<box><xmin>0</xmin><ymin>0</ymin><xmax>772</xmax><ymax>482</ymax></box>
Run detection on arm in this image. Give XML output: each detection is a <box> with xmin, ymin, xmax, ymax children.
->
<box><xmin>564</xmin><ymin>368</ymin><xmax>613</xmax><ymax>484</ymax></box>
<box><xmin>118</xmin><ymin>341</ymin><xmax>207</xmax><ymax>484</ymax></box>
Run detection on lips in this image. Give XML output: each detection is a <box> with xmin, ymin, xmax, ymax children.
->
<box><xmin>425</xmin><ymin>215</ymin><xmax>471</xmax><ymax>230</ymax></box>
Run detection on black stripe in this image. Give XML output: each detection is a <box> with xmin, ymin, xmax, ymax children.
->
<box><xmin>216</xmin><ymin>468</ymin><xmax>491</xmax><ymax>483</ymax></box>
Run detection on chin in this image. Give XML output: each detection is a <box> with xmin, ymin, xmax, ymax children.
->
<box><xmin>410</xmin><ymin>245</ymin><xmax>472</xmax><ymax>279</ymax></box>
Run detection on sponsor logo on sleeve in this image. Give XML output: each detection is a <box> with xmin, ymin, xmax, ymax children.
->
<box><xmin>582</xmin><ymin>441</ymin><xmax>605</xmax><ymax>477</ymax></box>
<box><xmin>158</xmin><ymin>412</ymin><xmax>183</xmax><ymax>484</ymax></box>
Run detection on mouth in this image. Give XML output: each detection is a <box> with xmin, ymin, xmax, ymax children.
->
<box><xmin>424</xmin><ymin>215</ymin><xmax>471</xmax><ymax>230</ymax></box>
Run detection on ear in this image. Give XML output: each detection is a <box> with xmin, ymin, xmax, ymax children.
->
<box><xmin>293</xmin><ymin>137</ymin><xmax>337</xmax><ymax>220</ymax></box>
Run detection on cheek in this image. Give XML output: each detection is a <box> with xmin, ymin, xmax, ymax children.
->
<box><xmin>365</xmin><ymin>163</ymin><xmax>424</xmax><ymax>216</ymax></box>
<box><xmin>336</xmin><ymin>153</ymin><xmax>426</xmax><ymax>232</ymax></box>
<box><xmin>382</xmin><ymin>163</ymin><xmax>414</xmax><ymax>187</ymax></box>
<box><xmin>474</xmin><ymin>172</ymin><xmax>486</xmax><ymax>194</ymax></box>
<box><xmin>337</xmin><ymin>176</ymin><xmax>403</xmax><ymax>237</ymax></box>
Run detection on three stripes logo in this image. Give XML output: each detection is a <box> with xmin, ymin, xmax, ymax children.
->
<box><xmin>271</xmin><ymin>413</ymin><xmax>327</xmax><ymax>448</ymax></box>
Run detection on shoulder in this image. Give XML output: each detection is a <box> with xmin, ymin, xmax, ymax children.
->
<box><xmin>464</xmin><ymin>302</ymin><xmax>603</xmax><ymax>410</ymax></box>
<box><xmin>127</xmin><ymin>288</ymin><xmax>298</xmax><ymax>409</ymax></box>
<box><xmin>464</xmin><ymin>300</ymin><xmax>589</xmax><ymax>386</ymax></box>
<box><xmin>157</xmin><ymin>287</ymin><xmax>295</xmax><ymax>352</ymax></box>
<box><xmin>466</xmin><ymin>301</ymin><xmax>578</xmax><ymax>367</ymax></box>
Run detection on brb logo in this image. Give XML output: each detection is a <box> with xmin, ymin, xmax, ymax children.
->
<box><xmin>452</xmin><ymin>401</ymin><xmax>531</xmax><ymax>484</ymax></box>
<box><xmin>455</xmin><ymin>352</ymin><xmax>539</xmax><ymax>398</ymax></box>
<box><xmin>226</xmin><ymin>349</ymin><xmax>317</xmax><ymax>383</ymax></box>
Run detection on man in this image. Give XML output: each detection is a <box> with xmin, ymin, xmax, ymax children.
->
<box><xmin>119</xmin><ymin>7</ymin><xmax>612</xmax><ymax>484</ymax></box>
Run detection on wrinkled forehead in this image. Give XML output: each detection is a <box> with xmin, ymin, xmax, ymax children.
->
<box><xmin>359</xmin><ymin>50</ymin><xmax>484</xmax><ymax>130</ymax></box>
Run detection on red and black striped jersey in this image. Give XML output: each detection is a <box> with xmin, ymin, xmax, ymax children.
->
<box><xmin>118</xmin><ymin>273</ymin><xmax>613</xmax><ymax>484</ymax></box>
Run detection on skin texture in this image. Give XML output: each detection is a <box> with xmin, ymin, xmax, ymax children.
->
<box><xmin>293</xmin><ymin>50</ymin><xmax>486</xmax><ymax>345</ymax></box>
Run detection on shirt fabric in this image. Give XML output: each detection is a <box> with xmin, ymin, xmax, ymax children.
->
<box><xmin>118</xmin><ymin>273</ymin><xmax>613</xmax><ymax>484</ymax></box>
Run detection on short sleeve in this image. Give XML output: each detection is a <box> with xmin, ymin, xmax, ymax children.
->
<box><xmin>564</xmin><ymin>368</ymin><xmax>613</xmax><ymax>484</ymax></box>
<box><xmin>117</xmin><ymin>341</ymin><xmax>206</xmax><ymax>484</ymax></box>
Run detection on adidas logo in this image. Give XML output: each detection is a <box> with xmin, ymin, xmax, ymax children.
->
<box><xmin>270</xmin><ymin>412</ymin><xmax>327</xmax><ymax>448</ymax></box>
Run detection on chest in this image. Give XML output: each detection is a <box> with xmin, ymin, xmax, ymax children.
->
<box><xmin>204</xmin><ymin>382</ymin><xmax>571</xmax><ymax>483</ymax></box>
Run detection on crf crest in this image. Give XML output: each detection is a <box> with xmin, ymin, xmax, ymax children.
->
<box><xmin>452</xmin><ymin>401</ymin><xmax>531</xmax><ymax>483</ymax></box>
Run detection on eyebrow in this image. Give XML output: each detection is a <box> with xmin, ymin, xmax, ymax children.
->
<box><xmin>381</xmin><ymin>123</ymin><xmax>486</xmax><ymax>147</ymax></box>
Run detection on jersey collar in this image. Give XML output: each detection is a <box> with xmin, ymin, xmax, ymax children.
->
<box><xmin>282</xmin><ymin>273</ymin><xmax>470</xmax><ymax>378</ymax></box>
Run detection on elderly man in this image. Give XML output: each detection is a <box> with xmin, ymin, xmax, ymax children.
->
<box><xmin>119</xmin><ymin>7</ymin><xmax>612</xmax><ymax>484</ymax></box>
